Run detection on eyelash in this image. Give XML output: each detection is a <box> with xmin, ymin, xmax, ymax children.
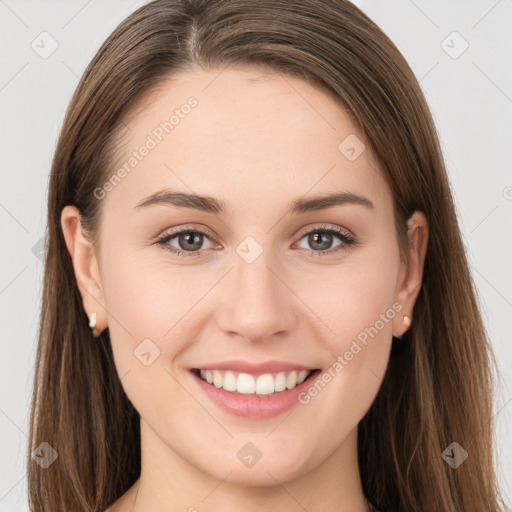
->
<box><xmin>155</xmin><ymin>224</ymin><xmax>358</xmax><ymax>259</ymax></box>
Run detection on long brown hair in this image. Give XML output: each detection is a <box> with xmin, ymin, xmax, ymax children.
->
<box><xmin>27</xmin><ymin>1</ymin><xmax>506</xmax><ymax>510</ymax></box>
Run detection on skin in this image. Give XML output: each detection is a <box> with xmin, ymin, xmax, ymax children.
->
<box><xmin>61</xmin><ymin>66</ymin><xmax>428</xmax><ymax>512</ymax></box>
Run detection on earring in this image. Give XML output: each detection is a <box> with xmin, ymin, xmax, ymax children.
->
<box><xmin>393</xmin><ymin>313</ymin><xmax>411</xmax><ymax>341</ymax></box>
<box><xmin>88</xmin><ymin>312</ymin><xmax>101</xmax><ymax>337</ymax></box>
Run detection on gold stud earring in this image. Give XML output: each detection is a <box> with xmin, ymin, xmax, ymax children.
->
<box><xmin>403</xmin><ymin>315</ymin><xmax>411</xmax><ymax>329</ymax></box>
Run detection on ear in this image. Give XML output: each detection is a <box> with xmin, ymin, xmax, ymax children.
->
<box><xmin>60</xmin><ymin>205</ymin><xmax>107</xmax><ymax>334</ymax></box>
<box><xmin>392</xmin><ymin>210</ymin><xmax>429</xmax><ymax>337</ymax></box>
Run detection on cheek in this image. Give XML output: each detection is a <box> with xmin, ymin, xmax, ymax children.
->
<box><xmin>293</xmin><ymin>250</ymin><xmax>398</xmax><ymax>414</ymax></box>
<box><xmin>100</xmin><ymin>254</ymin><xmax>198</xmax><ymax>425</ymax></box>
<box><xmin>101</xmin><ymin>245</ymin><xmax>197</xmax><ymax>333</ymax></box>
<box><xmin>99</xmin><ymin>249</ymin><xmax>185</xmax><ymax>371</ymax></box>
<box><xmin>297</xmin><ymin>249</ymin><xmax>399</xmax><ymax>351</ymax></box>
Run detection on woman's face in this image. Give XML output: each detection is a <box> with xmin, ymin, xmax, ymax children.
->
<box><xmin>65</xmin><ymin>67</ymin><xmax>425</xmax><ymax>488</ymax></box>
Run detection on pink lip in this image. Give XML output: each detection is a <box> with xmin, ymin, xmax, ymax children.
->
<box><xmin>189</xmin><ymin>368</ymin><xmax>322</xmax><ymax>419</ymax></box>
<box><xmin>191</xmin><ymin>359</ymin><xmax>316</xmax><ymax>374</ymax></box>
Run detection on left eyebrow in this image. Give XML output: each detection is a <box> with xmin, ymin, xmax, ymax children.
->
<box><xmin>134</xmin><ymin>189</ymin><xmax>375</xmax><ymax>215</ymax></box>
<box><xmin>289</xmin><ymin>192</ymin><xmax>375</xmax><ymax>213</ymax></box>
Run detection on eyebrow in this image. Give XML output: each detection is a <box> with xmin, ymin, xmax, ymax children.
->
<box><xmin>134</xmin><ymin>189</ymin><xmax>375</xmax><ymax>214</ymax></box>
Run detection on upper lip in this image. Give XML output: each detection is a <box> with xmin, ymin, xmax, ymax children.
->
<box><xmin>191</xmin><ymin>360</ymin><xmax>319</xmax><ymax>375</ymax></box>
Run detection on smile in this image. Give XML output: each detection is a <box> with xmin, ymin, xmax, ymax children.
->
<box><xmin>190</xmin><ymin>367</ymin><xmax>322</xmax><ymax>419</ymax></box>
<box><xmin>193</xmin><ymin>368</ymin><xmax>314</xmax><ymax>396</ymax></box>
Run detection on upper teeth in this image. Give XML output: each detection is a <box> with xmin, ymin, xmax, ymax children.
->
<box><xmin>199</xmin><ymin>369</ymin><xmax>311</xmax><ymax>395</ymax></box>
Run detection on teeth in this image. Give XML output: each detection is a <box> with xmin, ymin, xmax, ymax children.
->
<box><xmin>274</xmin><ymin>372</ymin><xmax>287</xmax><ymax>392</ymax></box>
<box><xmin>213</xmin><ymin>370</ymin><xmax>223</xmax><ymax>388</ymax></box>
<box><xmin>286</xmin><ymin>371</ymin><xmax>297</xmax><ymax>389</ymax></box>
<box><xmin>297</xmin><ymin>370</ymin><xmax>309</xmax><ymax>384</ymax></box>
<box><xmin>197</xmin><ymin>369</ymin><xmax>313</xmax><ymax>395</ymax></box>
<box><xmin>238</xmin><ymin>373</ymin><xmax>255</xmax><ymax>393</ymax></box>
<box><xmin>223</xmin><ymin>371</ymin><xmax>237</xmax><ymax>391</ymax></box>
<box><xmin>256</xmin><ymin>374</ymin><xmax>275</xmax><ymax>395</ymax></box>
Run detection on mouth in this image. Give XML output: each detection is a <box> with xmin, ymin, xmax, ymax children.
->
<box><xmin>190</xmin><ymin>368</ymin><xmax>321</xmax><ymax>397</ymax></box>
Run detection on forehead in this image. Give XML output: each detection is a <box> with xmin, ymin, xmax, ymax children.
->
<box><xmin>103</xmin><ymin>66</ymin><xmax>391</xmax><ymax>217</ymax></box>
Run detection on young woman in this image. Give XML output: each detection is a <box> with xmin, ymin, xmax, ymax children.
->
<box><xmin>27</xmin><ymin>1</ymin><xmax>507</xmax><ymax>511</ymax></box>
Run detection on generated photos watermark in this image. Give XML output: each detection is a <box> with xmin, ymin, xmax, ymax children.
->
<box><xmin>93</xmin><ymin>96</ymin><xmax>198</xmax><ymax>200</ymax></box>
<box><xmin>298</xmin><ymin>301</ymin><xmax>403</xmax><ymax>405</ymax></box>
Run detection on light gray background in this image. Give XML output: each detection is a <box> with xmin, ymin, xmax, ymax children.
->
<box><xmin>1</xmin><ymin>1</ymin><xmax>511</xmax><ymax>510</ymax></box>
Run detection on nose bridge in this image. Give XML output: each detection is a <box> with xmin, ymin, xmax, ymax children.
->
<box><xmin>215</xmin><ymin>239</ymin><xmax>297</xmax><ymax>342</ymax></box>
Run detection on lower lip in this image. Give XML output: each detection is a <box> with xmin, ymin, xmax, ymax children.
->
<box><xmin>190</xmin><ymin>369</ymin><xmax>322</xmax><ymax>419</ymax></box>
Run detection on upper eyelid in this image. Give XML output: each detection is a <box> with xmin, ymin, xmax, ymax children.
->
<box><xmin>295</xmin><ymin>224</ymin><xmax>352</xmax><ymax>238</ymax></box>
<box><xmin>158</xmin><ymin>223</ymin><xmax>353</xmax><ymax>246</ymax></box>
<box><xmin>156</xmin><ymin>224</ymin><xmax>216</xmax><ymax>241</ymax></box>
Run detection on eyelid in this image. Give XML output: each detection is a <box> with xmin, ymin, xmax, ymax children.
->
<box><xmin>155</xmin><ymin>223</ymin><xmax>217</xmax><ymax>242</ymax></box>
<box><xmin>156</xmin><ymin>223</ymin><xmax>353</xmax><ymax>243</ymax></box>
<box><xmin>294</xmin><ymin>223</ymin><xmax>354</xmax><ymax>240</ymax></box>
<box><xmin>156</xmin><ymin>222</ymin><xmax>357</xmax><ymax>258</ymax></box>
<box><xmin>155</xmin><ymin>224</ymin><xmax>219</xmax><ymax>258</ymax></box>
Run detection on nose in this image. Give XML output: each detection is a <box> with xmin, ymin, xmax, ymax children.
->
<box><xmin>215</xmin><ymin>250</ymin><xmax>298</xmax><ymax>344</ymax></box>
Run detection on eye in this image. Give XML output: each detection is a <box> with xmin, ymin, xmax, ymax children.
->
<box><xmin>293</xmin><ymin>224</ymin><xmax>357</xmax><ymax>256</ymax></box>
<box><xmin>156</xmin><ymin>227</ymin><xmax>217</xmax><ymax>258</ymax></box>
<box><xmin>155</xmin><ymin>223</ymin><xmax>358</xmax><ymax>258</ymax></box>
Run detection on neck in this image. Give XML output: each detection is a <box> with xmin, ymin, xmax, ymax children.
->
<box><xmin>130</xmin><ymin>419</ymin><xmax>372</xmax><ymax>512</ymax></box>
